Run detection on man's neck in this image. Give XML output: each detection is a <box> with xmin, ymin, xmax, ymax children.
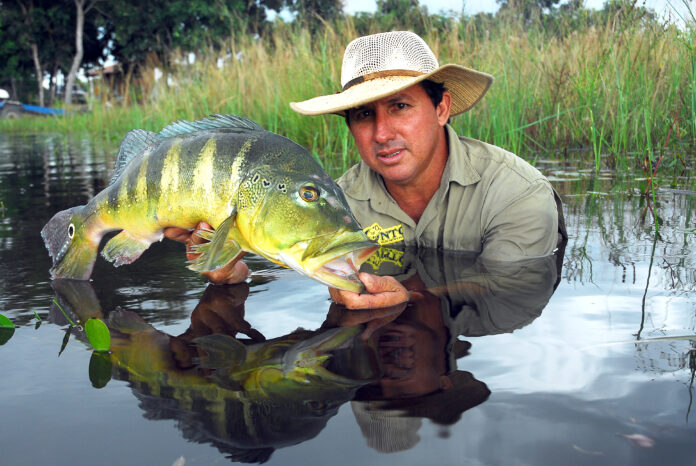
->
<box><xmin>384</xmin><ymin>129</ymin><xmax>449</xmax><ymax>224</ymax></box>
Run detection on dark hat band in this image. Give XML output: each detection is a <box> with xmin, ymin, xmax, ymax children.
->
<box><xmin>342</xmin><ymin>69</ymin><xmax>426</xmax><ymax>91</ymax></box>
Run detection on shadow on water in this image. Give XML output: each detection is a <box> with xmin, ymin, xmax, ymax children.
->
<box><xmin>1</xmin><ymin>134</ymin><xmax>695</xmax><ymax>464</ymax></box>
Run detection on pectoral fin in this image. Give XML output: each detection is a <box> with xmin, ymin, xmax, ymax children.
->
<box><xmin>187</xmin><ymin>214</ymin><xmax>245</xmax><ymax>272</ymax></box>
<box><xmin>101</xmin><ymin>231</ymin><xmax>153</xmax><ymax>266</ymax></box>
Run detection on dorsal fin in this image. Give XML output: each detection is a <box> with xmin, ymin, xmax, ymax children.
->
<box><xmin>110</xmin><ymin>129</ymin><xmax>160</xmax><ymax>185</ymax></box>
<box><xmin>158</xmin><ymin>114</ymin><xmax>264</xmax><ymax>138</ymax></box>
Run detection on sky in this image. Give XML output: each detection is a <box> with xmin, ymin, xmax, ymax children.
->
<box><xmin>342</xmin><ymin>0</ymin><xmax>693</xmax><ymax>22</ymax></box>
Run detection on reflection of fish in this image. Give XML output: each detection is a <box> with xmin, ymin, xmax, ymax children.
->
<box><xmin>193</xmin><ymin>326</ymin><xmax>381</xmax><ymax>398</ymax></box>
<box><xmin>50</xmin><ymin>279</ymin><xmax>382</xmax><ymax>462</ymax></box>
<box><xmin>41</xmin><ymin>115</ymin><xmax>377</xmax><ymax>291</ymax></box>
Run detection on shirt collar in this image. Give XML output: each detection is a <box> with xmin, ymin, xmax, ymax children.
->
<box><xmin>342</xmin><ymin>124</ymin><xmax>481</xmax><ymax>201</ymax></box>
<box><xmin>445</xmin><ymin>124</ymin><xmax>481</xmax><ymax>187</ymax></box>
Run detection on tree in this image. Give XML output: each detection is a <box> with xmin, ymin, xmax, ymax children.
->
<box><xmin>7</xmin><ymin>0</ymin><xmax>49</xmax><ymax>106</ymax></box>
<box><xmin>496</xmin><ymin>0</ymin><xmax>562</xmax><ymax>24</ymax></box>
<box><xmin>64</xmin><ymin>0</ymin><xmax>100</xmax><ymax>105</ymax></box>
<box><xmin>285</xmin><ymin>0</ymin><xmax>344</xmax><ymax>28</ymax></box>
<box><xmin>375</xmin><ymin>0</ymin><xmax>430</xmax><ymax>35</ymax></box>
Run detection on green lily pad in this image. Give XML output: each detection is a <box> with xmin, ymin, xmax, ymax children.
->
<box><xmin>85</xmin><ymin>318</ymin><xmax>111</xmax><ymax>352</ymax></box>
<box><xmin>88</xmin><ymin>351</ymin><xmax>112</xmax><ymax>389</ymax></box>
<box><xmin>0</xmin><ymin>328</ymin><xmax>14</xmax><ymax>345</ymax></box>
<box><xmin>0</xmin><ymin>313</ymin><xmax>14</xmax><ymax>329</ymax></box>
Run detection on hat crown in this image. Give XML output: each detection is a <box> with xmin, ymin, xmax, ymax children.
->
<box><xmin>341</xmin><ymin>31</ymin><xmax>439</xmax><ymax>88</ymax></box>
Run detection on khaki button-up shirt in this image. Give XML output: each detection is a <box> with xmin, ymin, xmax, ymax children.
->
<box><xmin>337</xmin><ymin>125</ymin><xmax>561</xmax><ymax>260</ymax></box>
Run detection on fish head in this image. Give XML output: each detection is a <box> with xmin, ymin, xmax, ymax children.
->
<box><xmin>223</xmin><ymin>326</ymin><xmax>381</xmax><ymax>399</ymax></box>
<box><xmin>41</xmin><ymin>206</ymin><xmax>99</xmax><ymax>280</ymax></box>
<box><xmin>237</xmin><ymin>151</ymin><xmax>378</xmax><ymax>292</ymax></box>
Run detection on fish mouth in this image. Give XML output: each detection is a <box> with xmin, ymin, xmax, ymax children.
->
<box><xmin>312</xmin><ymin>242</ymin><xmax>378</xmax><ymax>292</ymax></box>
<box><xmin>283</xmin><ymin>230</ymin><xmax>379</xmax><ymax>292</ymax></box>
<box><xmin>284</xmin><ymin>326</ymin><xmax>382</xmax><ymax>384</ymax></box>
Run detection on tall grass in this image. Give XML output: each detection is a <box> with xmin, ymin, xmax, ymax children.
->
<box><xmin>1</xmin><ymin>10</ymin><xmax>693</xmax><ymax>176</ymax></box>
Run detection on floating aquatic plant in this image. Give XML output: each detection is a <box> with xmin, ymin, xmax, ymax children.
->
<box><xmin>52</xmin><ymin>298</ymin><xmax>76</xmax><ymax>326</ymax></box>
<box><xmin>88</xmin><ymin>351</ymin><xmax>112</xmax><ymax>389</ymax></box>
<box><xmin>0</xmin><ymin>313</ymin><xmax>14</xmax><ymax>329</ymax></box>
<box><xmin>0</xmin><ymin>314</ymin><xmax>14</xmax><ymax>346</ymax></box>
<box><xmin>85</xmin><ymin>318</ymin><xmax>111</xmax><ymax>352</ymax></box>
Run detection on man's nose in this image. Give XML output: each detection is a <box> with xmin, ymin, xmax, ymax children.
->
<box><xmin>374</xmin><ymin>110</ymin><xmax>395</xmax><ymax>143</ymax></box>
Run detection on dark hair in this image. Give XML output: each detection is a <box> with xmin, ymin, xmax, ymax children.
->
<box><xmin>419</xmin><ymin>79</ymin><xmax>447</xmax><ymax>108</ymax></box>
<box><xmin>344</xmin><ymin>79</ymin><xmax>448</xmax><ymax>125</ymax></box>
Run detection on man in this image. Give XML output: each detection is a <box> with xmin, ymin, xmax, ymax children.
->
<box><xmin>166</xmin><ymin>31</ymin><xmax>565</xmax><ymax>308</ymax></box>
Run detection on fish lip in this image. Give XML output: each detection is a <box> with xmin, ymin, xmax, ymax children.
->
<box><xmin>281</xmin><ymin>231</ymin><xmax>378</xmax><ymax>292</ymax></box>
<box><xmin>311</xmin><ymin>242</ymin><xmax>379</xmax><ymax>292</ymax></box>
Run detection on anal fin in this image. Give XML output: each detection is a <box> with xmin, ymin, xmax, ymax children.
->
<box><xmin>101</xmin><ymin>230</ymin><xmax>154</xmax><ymax>266</ymax></box>
<box><xmin>187</xmin><ymin>214</ymin><xmax>246</xmax><ymax>272</ymax></box>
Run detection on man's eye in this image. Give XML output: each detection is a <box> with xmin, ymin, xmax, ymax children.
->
<box><xmin>395</xmin><ymin>102</ymin><xmax>409</xmax><ymax>110</ymax></box>
<box><xmin>355</xmin><ymin>110</ymin><xmax>371</xmax><ymax>120</ymax></box>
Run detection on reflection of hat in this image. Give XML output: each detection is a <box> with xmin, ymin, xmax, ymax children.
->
<box><xmin>290</xmin><ymin>31</ymin><xmax>493</xmax><ymax>117</ymax></box>
<box><xmin>351</xmin><ymin>402</ymin><xmax>421</xmax><ymax>453</ymax></box>
<box><xmin>351</xmin><ymin>370</ymin><xmax>490</xmax><ymax>452</ymax></box>
<box><xmin>356</xmin><ymin>371</ymin><xmax>490</xmax><ymax>425</ymax></box>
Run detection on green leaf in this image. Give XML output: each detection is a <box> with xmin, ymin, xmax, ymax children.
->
<box><xmin>88</xmin><ymin>351</ymin><xmax>112</xmax><ymax>389</ymax></box>
<box><xmin>0</xmin><ymin>328</ymin><xmax>14</xmax><ymax>345</ymax></box>
<box><xmin>85</xmin><ymin>318</ymin><xmax>111</xmax><ymax>352</ymax></box>
<box><xmin>58</xmin><ymin>326</ymin><xmax>72</xmax><ymax>356</ymax></box>
<box><xmin>0</xmin><ymin>313</ymin><xmax>14</xmax><ymax>329</ymax></box>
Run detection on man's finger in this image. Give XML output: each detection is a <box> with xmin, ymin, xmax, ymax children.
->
<box><xmin>163</xmin><ymin>227</ymin><xmax>194</xmax><ymax>243</ymax></box>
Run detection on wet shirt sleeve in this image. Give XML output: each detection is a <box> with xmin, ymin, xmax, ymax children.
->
<box><xmin>478</xmin><ymin>178</ymin><xmax>559</xmax><ymax>260</ymax></box>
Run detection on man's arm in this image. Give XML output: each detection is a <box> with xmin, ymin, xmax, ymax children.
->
<box><xmin>479</xmin><ymin>181</ymin><xmax>559</xmax><ymax>261</ymax></box>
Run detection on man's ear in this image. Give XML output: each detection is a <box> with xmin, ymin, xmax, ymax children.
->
<box><xmin>439</xmin><ymin>374</ymin><xmax>454</xmax><ymax>390</ymax></box>
<box><xmin>437</xmin><ymin>91</ymin><xmax>452</xmax><ymax>126</ymax></box>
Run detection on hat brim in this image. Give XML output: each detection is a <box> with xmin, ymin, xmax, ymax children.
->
<box><xmin>290</xmin><ymin>64</ymin><xmax>493</xmax><ymax>117</ymax></box>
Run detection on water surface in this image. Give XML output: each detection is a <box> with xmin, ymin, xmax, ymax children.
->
<box><xmin>0</xmin><ymin>133</ymin><xmax>694</xmax><ymax>465</ymax></box>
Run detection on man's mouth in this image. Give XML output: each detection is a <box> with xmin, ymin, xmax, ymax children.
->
<box><xmin>377</xmin><ymin>149</ymin><xmax>404</xmax><ymax>161</ymax></box>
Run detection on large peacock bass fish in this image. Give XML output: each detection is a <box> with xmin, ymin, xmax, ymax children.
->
<box><xmin>41</xmin><ymin>114</ymin><xmax>378</xmax><ymax>291</ymax></box>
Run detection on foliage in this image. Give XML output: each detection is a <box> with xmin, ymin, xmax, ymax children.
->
<box><xmin>0</xmin><ymin>0</ymin><xmax>693</xmax><ymax>176</ymax></box>
<box><xmin>0</xmin><ymin>0</ymin><xmax>105</xmax><ymax>104</ymax></box>
<box><xmin>85</xmin><ymin>318</ymin><xmax>111</xmax><ymax>352</ymax></box>
<box><xmin>0</xmin><ymin>313</ymin><xmax>15</xmax><ymax>329</ymax></box>
<box><xmin>285</xmin><ymin>0</ymin><xmax>344</xmax><ymax>29</ymax></box>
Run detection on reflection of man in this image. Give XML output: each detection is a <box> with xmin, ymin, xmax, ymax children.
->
<box><xmin>323</xmin><ymin>248</ymin><xmax>561</xmax><ymax>452</ymax></box>
<box><xmin>165</xmin><ymin>30</ymin><xmax>566</xmax><ymax>309</ymax></box>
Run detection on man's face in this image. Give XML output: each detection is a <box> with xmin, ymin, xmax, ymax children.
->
<box><xmin>346</xmin><ymin>84</ymin><xmax>451</xmax><ymax>187</ymax></box>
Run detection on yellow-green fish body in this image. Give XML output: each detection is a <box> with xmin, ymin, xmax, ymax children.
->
<box><xmin>41</xmin><ymin>115</ymin><xmax>377</xmax><ymax>290</ymax></box>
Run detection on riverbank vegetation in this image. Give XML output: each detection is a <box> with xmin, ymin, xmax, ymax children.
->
<box><xmin>1</xmin><ymin>0</ymin><xmax>694</xmax><ymax>177</ymax></box>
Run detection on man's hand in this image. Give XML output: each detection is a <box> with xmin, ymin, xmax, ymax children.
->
<box><xmin>330</xmin><ymin>272</ymin><xmax>410</xmax><ymax>308</ymax></box>
<box><xmin>163</xmin><ymin>222</ymin><xmax>249</xmax><ymax>284</ymax></box>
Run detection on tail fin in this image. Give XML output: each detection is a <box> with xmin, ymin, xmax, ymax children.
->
<box><xmin>41</xmin><ymin>206</ymin><xmax>99</xmax><ymax>280</ymax></box>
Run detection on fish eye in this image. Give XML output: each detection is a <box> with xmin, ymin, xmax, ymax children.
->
<box><xmin>299</xmin><ymin>186</ymin><xmax>320</xmax><ymax>202</ymax></box>
<box><xmin>68</xmin><ymin>224</ymin><xmax>75</xmax><ymax>239</ymax></box>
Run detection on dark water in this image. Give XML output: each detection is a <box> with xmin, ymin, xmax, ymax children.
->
<box><xmin>0</xmin><ymin>133</ymin><xmax>694</xmax><ymax>465</ymax></box>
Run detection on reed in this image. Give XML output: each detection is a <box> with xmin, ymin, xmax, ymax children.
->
<box><xmin>1</xmin><ymin>10</ymin><xmax>692</xmax><ymax>176</ymax></box>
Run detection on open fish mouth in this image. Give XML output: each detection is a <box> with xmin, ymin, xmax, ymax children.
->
<box><xmin>282</xmin><ymin>232</ymin><xmax>379</xmax><ymax>292</ymax></box>
<box><xmin>313</xmin><ymin>242</ymin><xmax>379</xmax><ymax>292</ymax></box>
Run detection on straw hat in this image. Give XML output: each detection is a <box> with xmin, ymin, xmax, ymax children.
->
<box><xmin>290</xmin><ymin>31</ymin><xmax>493</xmax><ymax>117</ymax></box>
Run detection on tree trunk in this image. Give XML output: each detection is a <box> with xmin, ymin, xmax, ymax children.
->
<box><xmin>30</xmin><ymin>43</ymin><xmax>44</xmax><ymax>106</ymax></box>
<box><xmin>17</xmin><ymin>1</ymin><xmax>44</xmax><ymax>106</ymax></box>
<box><xmin>65</xmin><ymin>0</ymin><xmax>96</xmax><ymax>106</ymax></box>
<box><xmin>48</xmin><ymin>64</ymin><xmax>59</xmax><ymax>106</ymax></box>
